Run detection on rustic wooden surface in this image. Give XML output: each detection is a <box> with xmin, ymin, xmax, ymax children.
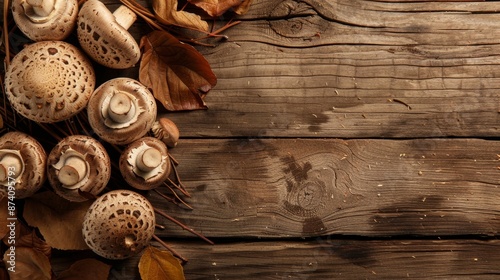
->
<box><xmin>4</xmin><ymin>0</ymin><xmax>500</xmax><ymax>279</ymax></box>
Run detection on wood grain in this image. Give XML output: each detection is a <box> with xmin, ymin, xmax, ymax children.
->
<box><xmin>152</xmin><ymin>138</ymin><xmax>500</xmax><ymax>238</ymax></box>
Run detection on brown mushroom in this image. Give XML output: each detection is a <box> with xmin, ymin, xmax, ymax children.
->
<box><xmin>0</xmin><ymin>132</ymin><xmax>46</xmax><ymax>199</ymax></box>
<box><xmin>11</xmin><ymin>0</ymin><xmax>79</xmax><ymax>41</ymax></box>
<box><xmin>47</xmin><ymin>135</ymin><xmax>110</xmax><ymax>202</ymax></box>
<box><xmin>82</xmin><ymin>190</ymin><xmax>156</xmax><ymax>259</ymax></box>
<box><xmin>77</xmin><ymin>0</ymin><xmax>140</xmax><ymax>69</ymax></box>
<box><xmin>87</xmin><ymin>78</ymin><xmax>157</xmax><ymax>145</ymax></box>
<box><xmin>151</xmin><ymin>117</ymin><xmax>180</xmax><ymax>148</ymax></box>
<box><xmin>4</xmin><ymin>41</ymin><xmax>95</xmax><ymax>123</ymax></box>
<box><xmin>120</xmin><ymin>137</ymin><xmax>171</xmax><ymax>190</ymax></box>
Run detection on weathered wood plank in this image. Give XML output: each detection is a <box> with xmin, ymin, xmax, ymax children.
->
<box><xmin>151</xmin><ymin>138</ymin><xmax>500</xmax><ymax>238</ymax></box>
<box><xmin>51</xmin><ymin>239</ymin><xmax>500</xmax><ymax>279</ymax></box>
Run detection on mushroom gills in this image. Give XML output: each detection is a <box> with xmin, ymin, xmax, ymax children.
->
<box><xmin>0</xmin><ymin>150</ymin><xmax>25</xmax><ymax>185</ymax></box>
<box><xmin>101</xmin><ymin>91</ymin><xmax>144</xmax><ymax>128</ymax></box>
<box><xmin>127</xmin><ymin>142</ymin><xmax>167</xmax><ymax>180</ymax></box>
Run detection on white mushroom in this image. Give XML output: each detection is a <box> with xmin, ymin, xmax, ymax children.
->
<box><xmin>47</xmin><ymin>135</ymin><xmax>111</xmax><ymax>202</ymax></box>
<box><xmin>151</xmin><ymin>117</ymin><xmax>180</xmax><ymax>148</ymax></box>
<box><xmin>119</xmin><ymin>137</ymin><xmax>171</xmax><ymax>190</ymax></box>
<box><xmin>11</xmin><ymin>0</ymin><xmax>79</xmax><ymax>41</ymax></box>
<box><xmin>87</xmin><ymin>78</ymin><xmax>157</xmax><ymax>145</ymax></box>
<box><xmin>4</xmin><ymin>41</ymin><xmax>95</xmax><ymax>123</ymax></box>
<box><xmin>77</xmin><ymin>0</ymin><xmax>140</xmax><ymax>69</ymax></box>
<box><xmin>0</xmin><ymin>132</ymin><xmax>46</xmax><ymax>199</ymax></box>
<box><xmin>82</xmin><ymin>190</ymin><xmax>156</xmax><ymax>259</ymax></box>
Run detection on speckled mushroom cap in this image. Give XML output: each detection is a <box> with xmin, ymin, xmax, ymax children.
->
<box><xmin>77</xmin><ymin>0</ymin><xmax>140</xmax><ymax>69</ymax></box>
<box><xmin>11</xmin><ymin>0</ymin><xmax>79</xmax><ymax>41</ymax></box>
<box><xmin>0</xmin><ymin>132</ymin><xmax>46</xmax><ymax>199</ymax></box>
<box><xmin>4</xmin><ymin>41</ymin><xmax>95</xmax><ymax>123</ymax></box>
<box><xmin>47</xmin><ymin>135</ymin><xmax>111</xmax><ymax>202</ymax></box>
<box><xmin>82</xmin><ymin>190</ymin><xmax>156</xmax><ymax>259</ymax></box>
<box><xmin>119</xmin><ymin>137</ymin><xmax>171</xmax><ymax>190</ymax></box>
<box><xmin>87</xmin><ymin>78</ymin><xmax>157</xmax><ymax>145</ymax></box>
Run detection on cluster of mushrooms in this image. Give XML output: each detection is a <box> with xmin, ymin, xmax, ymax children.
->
<box><xmin>2</xmin><ymin>0</ymin><xmax>182</xmax><ymax>260</ymax></box>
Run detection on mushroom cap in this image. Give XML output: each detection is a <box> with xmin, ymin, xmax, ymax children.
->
<box><xmin>0</xmin><ymin>132</ymin><xmax>46</xmax><ymax>199</ymax></box>
<box><xmin>47</xmin><ymin>135</ymin><xmax>111</xmax><ymax>202</ymax></box>
<box><xmin>11</xmin><ymin>0</ymin><xmax>79</xmax><ymax>41</ymax></box>
<box><xmin>4</xmin><ymin>41</ymin><xmax>95</xmax><ymax>123</ymax></box>
<box><xmin>82</xmin><ymin>190</ymin><xmax>156</xmax><ymax>260</ymax></box>
<box><xmin>77</xmin><ymin>0</ymin><xmax>140</xmax><ymax>69</ymax></box>
<box><xmin>119</xmin><ymin>137</ymin><xmax>171</xmax><ymax>190</ymax></box>
<box><xmin>87</xmin><ymin>78</ymin><xmax>157</xmax><ymax>145</ymax></box>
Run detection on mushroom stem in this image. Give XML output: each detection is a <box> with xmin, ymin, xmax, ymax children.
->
<box><xmin>108</xmin><ymin>92</ymin><xmax>136</xmax><ymax>123</ymax></box>
<box><xmin>113</xmin><ymin>5</ymin><xmax>137</xmax><ymax>30</ymax></box>
<box><xmin>58</xmin><ymin>156</ymin><xmax>87</xmax><ymax>187</ymax></box>
<box><xmin>26</xmin><ymin>0</ymin><xmax>55</xmax><ymax>17</ymax></box>
<box><xmin>0</xmin><ymin>153</ymin><xmax>23</xmax><ymax>182</ymax></box>
<box><xmin>136</xmin><ymin>148</ymin><xmax>162</xmax><ymax>172</ymax></box>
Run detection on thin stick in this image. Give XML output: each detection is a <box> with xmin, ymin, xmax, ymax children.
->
<box><xmin>163</xmin><ymin>183</ymin><xmax>193</xmax><ymax>210</ymax></box>
<box><xmin>153</xmin><ymin>188</ymin><xmax>191</xmax><ymax>210</ymax></box>
<box><xmin>154</xmin><ymin>208</ymin><xmax>214</xmax><ymax>245</ymax></box>
<box><xmin>152</xmin><ymin>234</ymin><xmax>188</xmax><ymax>264</ymax></box>
<box><xmin>3</xmin><ymin>0</ymin><xmax>11</xmax><ymax>67</ymax></box>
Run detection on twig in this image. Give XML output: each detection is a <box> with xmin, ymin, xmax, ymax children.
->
<box><xmin>3</xmin><ymin>0</ymin><xmax>11</xmax><ymax>67</ymax></box>
<box><xmin>152</xmin><ymin>234</ymin><xmax>188</xmax><ymax>264</ymax></box>
<box><xmin>154</xmin><ymin>208</ymin><xmax>214</xmax><ymax>245</ymax></box>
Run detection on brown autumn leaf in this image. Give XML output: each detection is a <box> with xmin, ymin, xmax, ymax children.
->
<box><xmin>0</xmin><ymin>198</ymin><xmax>9</xmax><ymax>240</ymax></box>
<box><xmin>234</xmin><ymin>0</ymin><xmax>253</xmax><ymax>15</ymax></box>
<box><xmin>23</xmin><ymin>191</ymin><xmax>92</xmax><ymax>250</ymax></box>
<box><xmin>153</xmin><ymin>0</ymin><xmax>209</xmax><ymax>32</ymax></box>
<box><xmin>3</xmin><ymin>247</ymin><xmax>52</xmax><ymax>280</ymax></box>
<box><xmin>188</xmin><ymin>0</ymin><xmax>243</xmax><ymax>17</ymax></box>
<box><xmin>57</xmin><ymin>258</ymin><xmax>111</xmax><ymax>280</ymax></box>
<box><xmin>139</xmin><ymin>30</ymin><xmax>217</xmax><ymax>111</ymax></box>
<box><xmin>17</xmin><ymin>230</ymin><xmax>52</xmax><ymax>258</ymax></box>
<box><xmin>139</xmin><ymin>246</ymin><xmax>185</xmax><ymax>280</ymax></box>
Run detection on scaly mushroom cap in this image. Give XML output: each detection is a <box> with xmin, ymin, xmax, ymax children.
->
<box><xmin>119</xmin><ymin>137</ymin><xmax>171</xmax><ymax>190</ymax></box>
<box><xmin>87</xmin><ymin>78</ymin><xmax>157</xmax><ymax>145</ymax></box>
<box><xmin>77</xmin><ymin>0</ymin><xmax>140</xmax><ymax>69</ymax></box>
<box><xmin>47</xmin><ymin>135</ymin><xmax>111</xmax><ymax>202</ymax></box>
<box><xmin>82</xmin><ymin>190</ymin><xmax>156</xmax><ymax>260</ymax></box>
<box><xmin>11</xmin><ymin>0</ymin><xmax>79</xmax><ymax>41</ymax></box>
<box><xmin>0</xmin><ymin>132</ymin><xmax>46</xmax><ymax>199</ymax></box>
<box><xmin>151</xmin><ymin>117</ymin><xmax>180</xmax><ymax>148</ymax></box>
<box><xmin>4</xmin><ymin>41</ymin><xmax>95</xmax><ymax>123</ymax></box>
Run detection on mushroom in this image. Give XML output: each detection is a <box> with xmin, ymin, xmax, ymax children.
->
<box><xmin>151</xmin><ymin>117</ymin><xmax>180</xmax><ymax>148</ymax></box>
<box><xmin>0</xmin><ymin>132</ymin><xmax>46</xmax><ymax>199</ymax></box>
<box><xmin>11</xmin><ymin>0</ymin><xmax>79</xmax><ymax>41</ymax></box>
<box><xmin>77</xmin><ymin>0</ymin><xmax>140</xmax><ymax>69</ymax></box>
<box><xmin>120</xmin><ymin>137</ymin><xmax>171</xmax><ymax>190</ymax></box>
<box><xmin>4</xmin><ymin>41</ymin><xmax>95</xmax><ymax>123</ymax></box>
<box><xmin>47</xmin><ymin>135</ymin><xmax>111</xmax><ymax>202</ymax></box>
<box><xmin>87</xmin><ymin>78</ymin><xmax>157</xmax><ymax>145</ymax></box>
<box><xmin>82</xmin><ymin>190</ymin><xmax>156</xmax><ymax>260</ymax></box>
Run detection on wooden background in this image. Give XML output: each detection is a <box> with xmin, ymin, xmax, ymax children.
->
<box><xmin>5</xmin><ymin>0</ymin><xmax>500</xmax><ymax>279</ymax></box>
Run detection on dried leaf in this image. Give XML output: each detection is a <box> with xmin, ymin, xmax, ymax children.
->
<box><xmin>23</xmin><ymin>191</ymin><xmax>92</xmax><ymax>250</ymax></box>
<box><xmin>139</xmin><ymin>246</ymin><xmax>185</xmax><ymax>280</ymax></box>
<box><xmin>17</xmin><ymin>230</ymin><xmax>52</xmax><ymax>258</ymax></box>
<box><xmin>57</xmin><ymin>259</ymin><xmax>111</xmax><ymax>280</ymax></box>
<box><xmin>3</xmin><ymin>247</ymin><xmax>52</xmax><ymax>280</ymax></box>
<box><xmin>0</xmin><ymin>198</ymin><xmax>9</xmax><ymax>240</ymax></box>
<box><xmin>234</xmin><ymin>0</ymin><xmax>253</xmax><ymax>15</ymax></box>
<box><xmin>188</xmin><ymin>0</ymin><xmax>243</xmax><ymax>17</ymax></box>
<box><xmin>139</xmin><ymin>30</ymin><xmax>217</xmax><ymax>111</ymax></box>
<box><xmin>153</xmin><ymin>0</ymin><xmax>209</xmax><ymax>32</ymax></box>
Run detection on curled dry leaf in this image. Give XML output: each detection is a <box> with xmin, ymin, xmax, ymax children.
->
<box><xmin>3</xmin><ymin>247</ymin><xmax>52</xmax><ymax>280</ymax></box>
<box><xmin>23</xmin><ymin>191</ymin><xmax>92</xmax><ymax>250</ymax></box>
<box><xmin>139</xmin><ymin>30</ymin><xmax>217</xmax><ymax>111</ymax></box>
<box><xmin>139</xmin><ymin>246</ymin><xmax>185</xmax><ymax>280</ymax></box>
<box><xmin>57</xmin><ymin>258</ymin><xmax>111</xmax><ymax>280</ymax></box>
<box><xmin>234</xmin><ymin>0</ymin><xmax>253</xmax><ymax>15</ymax></box>
<box><xmin>188</xmin><ymin>0</ymin><xmax>244</xmax><ymax>17</ymax></box>
<box><xmin>153</xmin><ymin>0</ymin><xmax>209</xmax><ymax>32</ymax></box>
